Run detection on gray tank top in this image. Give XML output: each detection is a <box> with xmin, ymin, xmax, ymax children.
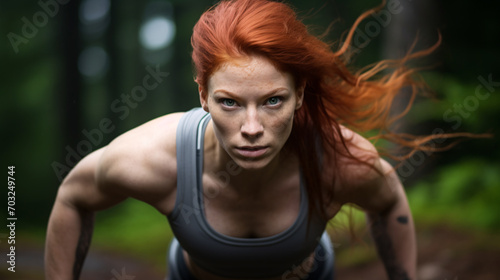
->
<box><xmin>167</xmin><ymin>108</ymin><xmax>326</xmax><ymax>278</ymax></box>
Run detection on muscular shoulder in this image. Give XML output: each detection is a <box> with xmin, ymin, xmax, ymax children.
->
<box><xmin>326</xmin><ymin>126</ymin><xmax>398</xmax><ymax>212</ymax></box>
<box><xmin>336</xmin><ymin>126</ymin><xmax>380</xmax><ymax>179</ymax></box>
<box><xmin>96</xmin><ymin>112</ymin><xmax>184</xmax><ymax>213</ymax></box>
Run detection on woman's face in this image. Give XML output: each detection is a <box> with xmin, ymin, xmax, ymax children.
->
<box><xmin>200</xmin><ymin>55</ymin><xmax>304</xmax><ymax>170</ymax></box>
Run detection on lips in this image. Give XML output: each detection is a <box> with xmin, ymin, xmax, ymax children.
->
<box><xmin>235</xmin><ymin>146</ymin><xmax>268</xmax><ymax>158</ymax></box>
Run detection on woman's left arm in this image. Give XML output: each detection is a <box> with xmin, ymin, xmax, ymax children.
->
<box><xmin>332</xmin><ymin>128</ymin><xmax>416</xmax><ymax>279</ymax></box>
<box><xmin>364</xmin><ymin>159</ymin><xmax>416</xmax><ymax>280</ymax></box>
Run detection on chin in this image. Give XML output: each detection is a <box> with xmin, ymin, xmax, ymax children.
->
<box><xmin>232</xmin><ymin>156</ymin><xmax>273</xmax><ymax>171</ymax></box>
<box><xmin>237</xmin><ymin>163</ymin><xmax>266</xmax><ymax>171</ymax></box>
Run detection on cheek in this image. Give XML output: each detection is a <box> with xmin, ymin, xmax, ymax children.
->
<box><xmin>269</xmin><ymin>110</ymin><xmax>295</xmax><ymax>140</ymax></box>
<box><xmin>211</xmin><ymin>116</ymin><xmax>238</xmax><ymax>144</ymax></box>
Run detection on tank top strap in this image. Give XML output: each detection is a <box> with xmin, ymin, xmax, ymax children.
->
<box><xmin>169</xmin><ymin>108</ymin><xmax>210</xmax><ymax>222</ymax></box>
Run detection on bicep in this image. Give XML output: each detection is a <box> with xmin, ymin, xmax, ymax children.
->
<box><xmin>334</xmin><ymin>130</ymin><xmax>402</xmax><ymax>214</ymax></box>
<box><xmin>348</xmin><ymin>158</ymin><xmax>403</xmax><ymax>214</ymax></box>
<box><xmin>57</xmin><ymin>147</ymin><xmax>126</xmax><ymax>212</ymax></box>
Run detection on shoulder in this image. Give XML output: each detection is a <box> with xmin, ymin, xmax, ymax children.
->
<box><xmin>96</xmin><ymin>112</ymin><xmax>185</xmax><ymax>213</ymax></box>
<box><xmin>336</xmin><ymin>125</ymin><xmax>380</xmax><ymax>178</ymax></box>
<box><xmin>325</xmin><ymin>125</ymin><xmax>398</xmax><ymax>211</ymax></box>
<box><xmin>323</xmin><ymin>125</ymin><xmax>379</xmax><ymax>184</ymax></box>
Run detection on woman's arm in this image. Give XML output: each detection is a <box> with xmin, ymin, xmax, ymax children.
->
<box><xmin>365</xmin><ymin>159</ymin><xmax>416</xmax><ymax>280</ymax></box>
<box><xmin>45</xmin><ymin>148</ymin><xmax>127</xmax><ymax>280</ymax></box>
<box><xmin>45</xmin><ymin>114</ymin><xmax>180</xmax><ymax>279</ymax></box>
<box><xmin>334</xmin><ymin>129</ymin><xmax>416</xmax><ymax>280</ymax></box>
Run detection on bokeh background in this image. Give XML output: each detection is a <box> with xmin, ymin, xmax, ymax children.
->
<box><xmin>1</xmin><ymin>0</ymin><xmax>499</xmax><ymax>279</ymax></box>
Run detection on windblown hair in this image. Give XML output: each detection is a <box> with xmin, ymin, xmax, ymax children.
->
<box><xmin>191</xmin><ymin>0</ymin><xmax>462</xmax><ymax>219</ymax></box>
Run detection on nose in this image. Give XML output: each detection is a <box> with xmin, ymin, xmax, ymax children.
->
<box><xmin>241</xmin><ymin>108</ymin><xmax>264</xmax><ymax>139</ymax></box>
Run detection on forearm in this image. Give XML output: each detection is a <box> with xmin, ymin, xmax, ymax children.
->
<box><xmin>367</xmin><ymin>197</ymin><xmax>416</xmax><ymax>280</ymax></box>
<box><xmin>45</xmin><ymin>200</ymin><xmax>95</xmax><ymax>280</ymax></box>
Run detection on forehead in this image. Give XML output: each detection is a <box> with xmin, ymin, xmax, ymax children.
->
<box><xmin>207</xmin><ymin>55</ymin><xmax>294</xmax><ymax>92</ymax></box>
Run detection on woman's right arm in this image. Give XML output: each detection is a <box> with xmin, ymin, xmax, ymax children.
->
<box><xmin>44</xmin><ymin>147</ymin><xmax>126</xmax><ymax>280</ymax></box>
<box><xmin>45</xmin><ymin>113</ymin><xmax>181</xmax><ymax>279</ymax></box>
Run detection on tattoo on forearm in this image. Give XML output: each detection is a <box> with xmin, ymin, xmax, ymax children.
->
<box><xmin>370</xmin><ymin>214</ymin><xmax>410</xmax><ymax>280</ymax></box>
<box><xmin>396</xmin><ymin>215</ymin><xmax>408</xmax><ymax>225</ymax></box>
<box><xmin>73</xmin><ymin>211</ymin><xmax>94</xmax><ymax>280</ymax></box>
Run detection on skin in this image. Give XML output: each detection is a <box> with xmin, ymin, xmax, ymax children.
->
<box><xmin>45</xmin><ymin>55</ymin><xmax>416</xmax><ymax>280</ymax></box>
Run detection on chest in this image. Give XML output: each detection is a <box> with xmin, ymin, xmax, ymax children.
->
<box><xmin>200</xmin><ymin>172</ymin><xmax>302</xmax><ymax>238</ymax></box>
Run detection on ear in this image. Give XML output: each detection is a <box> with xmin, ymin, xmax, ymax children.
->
<box><xmin>295</xmin><ymin>82</ymin><xmax>305</xmax><ymax>110</ymax></box>
<box><xmin>198</xmin><ymin>84</ymin><xmax>209</xmax><ymax>112</ymax></box>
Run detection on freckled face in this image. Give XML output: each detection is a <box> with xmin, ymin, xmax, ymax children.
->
<box><xmin>200</xmin><ymin>55</ymin><xmax>304</xmax><ymax>170</ymax></box>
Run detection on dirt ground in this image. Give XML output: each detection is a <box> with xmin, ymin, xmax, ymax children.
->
<box><xmin>2</xmin><ymin>225</ymin><xmax>499</xmax><ymax>279</ymax></box>
<box><xmin>335</xmin><ymin>225</ymin><xmax>500</xmax><ymax>280</ymax></box>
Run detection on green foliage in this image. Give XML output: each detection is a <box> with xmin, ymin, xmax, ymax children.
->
<box><xmin>410</xmin><ymin>72</ymin><xmax>500</xmax><ymax>129</ymax></box>
<box><xmin>409</xmin><ymin>159</ymin><xmax>500</xmax><ymax>231</ymax></box>
<box><xmin>93</xmin><ymin>199</ymin><xmax>173</xmax><ymax>264</ymax></box>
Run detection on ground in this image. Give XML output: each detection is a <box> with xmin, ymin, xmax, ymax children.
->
<box><xmin>1</xmin><ymin>225</ymin><xmax>500</xmax><ymax>279</ymax></box>
<box><xmin>335</xmin><ymin>225</ymin><xmax>500</xmax><ymax>280</ymax></box>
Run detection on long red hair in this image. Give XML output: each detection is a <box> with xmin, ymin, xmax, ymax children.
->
<box><xmin>191</xmin><ymin>0</ymin><xmax>468</xmax><ymax>219</ymax></box>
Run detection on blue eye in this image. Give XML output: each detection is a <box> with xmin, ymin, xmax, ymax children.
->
<box><xmin>221</xmin><ymin>99</ymin><xmax>236</xmax><ymax>107</ymax></box>
<box><xmin>267</xmin><ymin>97</ymin><xmax>282</xmax><ymax>106</ymax></box>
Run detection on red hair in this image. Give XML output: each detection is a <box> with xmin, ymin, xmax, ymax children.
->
<box><xmin>191</xmin><ymin>0</ymin><xmax>473</xmax><ymax>219</ymax></box>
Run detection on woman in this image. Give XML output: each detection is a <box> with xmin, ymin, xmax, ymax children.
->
<box><xmin>46</xmin><ymin>0</ymin><xmax>432</xmax><ymax>279</ymax></box>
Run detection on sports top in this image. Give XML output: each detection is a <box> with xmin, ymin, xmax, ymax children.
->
<box><xmin>167</xmin><ymin>108</ymin><xmax>327</xmax><ymax>278</ymax></box>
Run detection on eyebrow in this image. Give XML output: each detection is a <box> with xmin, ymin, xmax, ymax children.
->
<box><xmin>213</xmin><ymin>87</ymin><xmax>289</xmax><ymax>98</ymax></box>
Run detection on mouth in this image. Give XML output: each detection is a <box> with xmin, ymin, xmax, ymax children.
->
<box><xmin>235</xmin><ymin>146</ymin><xmax>268</xmax><ymax>158</ymax></box>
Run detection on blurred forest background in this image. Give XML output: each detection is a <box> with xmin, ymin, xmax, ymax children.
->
<box><xmin>1</xmin><ymin>0</ymin><xmax>499</xmax><ymax>279</ymax></box>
